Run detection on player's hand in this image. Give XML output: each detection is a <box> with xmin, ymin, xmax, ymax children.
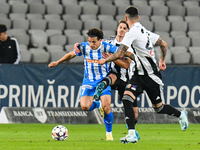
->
<box><xmin>74</xmin><ymin>43</ymin><xmax>80</xmax><ymax>53</ymax></box>
<box><xmin>159</xmin><ymin>59</ymin><xmax>166</xmax><ymax>71</ymax></box>
<box><xmin>99</xmin><ymin>58</ymin><xmax>106</xmax><ymax>65</ymax></box>
<box><xmin>102</xmin><ymin>52</ymin><xmax>111</xmax><ymax>59</ymax></box>
<box><xmin>48</xmin><ymin>61</ymin><xmax>58</xmax><ymax>68</ymax></box>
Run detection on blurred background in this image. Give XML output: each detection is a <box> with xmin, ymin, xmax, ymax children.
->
<box><xmin>0</xmin><ymin>0</ymin><xmax>200</xmax><ymax>65</ymax></box>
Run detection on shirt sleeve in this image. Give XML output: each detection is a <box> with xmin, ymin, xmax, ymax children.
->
<box><xmin>121</xmin><ymin>28</ymin><xmax>137</xmax><ymax>48</ymax></box>
<box><xmin>150</xmin><ymin>32</ymin><xmax>160</xmax><ymax>45</ymax></box>
<box><xmin>13</xmin><ymin>38</ymin><xmax>20</xmax><ymax>64</ymax></box>
<box><xmin>74</xmin><ymin>43</ymin><xmax>83</xmax><ymax>56</ymax></box>
<box><xmin>108</xmin><ymin>43</ymin><xmax>118</xmax><ymax>53</ymax></box>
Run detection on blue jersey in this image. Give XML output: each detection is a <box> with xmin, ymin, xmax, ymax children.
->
<box><xmin>74</xmin><ymin>41</ymin><xmax>118</xmax><ymax>86</ymax></box>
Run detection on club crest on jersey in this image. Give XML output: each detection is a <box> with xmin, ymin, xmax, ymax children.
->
<box><xmin>150</xmin><ymin>50</ymin><xmax>154</xmax><ymax>56</ymax></box>
<box><xmin>126</xmin><ymin>84</ymin><xmax>137</xmax><ymax>90</ymax></box>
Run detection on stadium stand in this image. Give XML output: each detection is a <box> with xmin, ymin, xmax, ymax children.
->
<box><xmin>12</xmin><ymin>18</ymin><xmax>29</xmax><ymax>30</ymax></box>
<box><xmin>46</xmin><ymin>45</ymin><xmax>64</xmax><ymax>53</ymax></box>
<box><xmin>30</xmin><ymin>19</ymin><xmax>47</xmax><ymax>30</ymax></box>
<box><xmin>81</xmin><ymin>14</ymin><xmax>97</xmax><ymax>22</ymax></box>
<box><xmin>46</xmin><ymin>29</ymin><xmax>62</xmax><ymax>37</ymax></box>
<box><xmin>9</xmin><ymin>13</ymin><xmax>26</xmax><ymax>20</ymax></box>
<box><xmin>0</xmin><ymin>0</ymin><xmax>199</xmax><ymax>64</ymax></box>
<box><xmin>10</xmin><ymin>2</ymin><xmax>28</xmax><ymax>14</ymax></box>
<box><xmin>29</xmin><ymin>29</ymin><xmax>47</xmax><ymax>48</ymax></box>
<box><xmin>20</xmin><ymin>49</ymin><xmax>32</xmax><ymax>63</ymax></box>
<box><xmin>50</xmin><ymin>50</ymin><xmax>67</xmax><ymax>62</ymax></box>
<box><xmin>48</xmin><ymin>34</ymin><xmax>67</xmax><ymax>46</ymax></box>
<box><xmin>0</xmin><ymin>2</ymin><xmax>10</xmax><ymax>14</ymax></box>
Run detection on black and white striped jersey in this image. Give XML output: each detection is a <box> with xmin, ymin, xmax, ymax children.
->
<box><xmin>121</xmin><ymin>22</ymin><xmax>164</xmax><ymax>86</ymax></box>
<box><xmin>104</xmin><ymin>36</ymin><xmax>134</xmax><ymax>82</ymax></box>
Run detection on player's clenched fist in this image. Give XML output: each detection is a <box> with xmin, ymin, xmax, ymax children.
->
<box><xmin>99</xmin><ymin>58</ymin><xmax>106</xmax><ymax>65</ymax></box>
<box><xmin>48</xmin><ymin>61</ymin><xmax>58</xmax><ymax>68</ymax></box>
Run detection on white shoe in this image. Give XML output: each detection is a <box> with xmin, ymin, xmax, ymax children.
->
<box><xmin>179</xmin><ymin>110</ymin><xmax>189</xmax><ymax>131</ymax></box>
<box><xmin>98</xmin><ymin>100</ymin><xmax>104</xmax><ymax>118</ymax></box>
<box><xmin>106</xmin><ymin>133</ymin><xmax>114</xmax><ymax>141</ymax></box>
<box><xmin>120</xmin><ymin>131</ymin><xmax>138</xmax><ymax>144</ymax></box>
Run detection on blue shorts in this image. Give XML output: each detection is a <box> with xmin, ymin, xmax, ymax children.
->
<box><xmin>80</xmin><ymin>84</ymin><xmax>111</xmax><ymax>98</ymax></box>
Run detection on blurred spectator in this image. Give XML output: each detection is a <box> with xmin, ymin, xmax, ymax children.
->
<box><xmin>0</xmin><ymin>24</ymin><xmax>20</xmax><ymax>64</ymax></box>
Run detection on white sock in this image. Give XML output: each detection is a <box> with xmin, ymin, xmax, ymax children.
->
<box><xmin>128</xmin><ymin>129</ymin><xmax>135</xmax><ymax>135</ymax></box>
<box><xmin>106</xmin><ymin>132</ymin><xmax>112</xmax><ymax>135</ymax></box>
<box><xmin>179</xmin><ymin>111</ymin><xmax>183</xmax><ymax>119</ymax></box>
<box><xmin>98</xmin><ymin>100</ymin><xmax>102</xmax><ymax>108</ymax></box>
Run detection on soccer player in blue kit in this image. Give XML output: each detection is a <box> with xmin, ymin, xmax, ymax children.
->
<box><xmin>49</xmin><ymin>28</ymin><xmax>123</xmax><ymax>141</ymax></box>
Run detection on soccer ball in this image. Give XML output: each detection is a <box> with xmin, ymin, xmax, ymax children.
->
<box><xmin>52</xmin><ymin>125</ymin><xmax>69</xmax><ymax>141</ymax></box>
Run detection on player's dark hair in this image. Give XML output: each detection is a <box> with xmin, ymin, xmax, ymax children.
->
<box><xmin>87</xmin><ymin>28</ymin><xmax>104</xmax><ymax>40</ymax></box>
<box><xmin>125</xmin><ymin>6</ymin><xmax>139</xmax><ymax>19</ymax></box>
<box><xmin>118</xmin><ymin>20</ymin><xmax>129</xmax><ymax>29</ymax></box>
<box><xmin>0</xmin><ymin>24</ymin><xmax>7</xmax><ymax>33</ymax></box>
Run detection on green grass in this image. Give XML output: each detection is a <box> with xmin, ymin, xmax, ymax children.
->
<box><xmin>0</xmin><ymin>124</ymin><xmax>200</xmax><ymax>150</ymax></box>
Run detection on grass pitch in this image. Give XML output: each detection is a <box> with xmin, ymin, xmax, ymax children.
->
<box><xmin>0</xmin><ymin>124</ymin><xmax>199</xmax><ymax>150</ymax></box>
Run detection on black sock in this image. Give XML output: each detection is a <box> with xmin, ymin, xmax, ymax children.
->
<box><xmin>101</xmin><ymin>76</ymin><xmax>112</xmax><ymax>89</ymax></box>
<box><xmin>123</xmin><ymin>100</ymin><xmax>135</xmax><ymax>129</ymax></box>
<box><xmin>156</xmin><ymin>104</ymin><xmax>181</xmax><ymax>118</ymax></box>
<box><xmin>135</xmin><ymin>119</ymin><xmax>138</xmax><ymax>125</ymax></box>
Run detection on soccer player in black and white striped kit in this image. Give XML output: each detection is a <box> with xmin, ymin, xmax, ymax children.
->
<box><xmin>99</xmin><ymin>6</ymin><xmax>188</xmax><ymax>144</ymax></box>
<box><xmin>93</xmin><ymin>20</ymin><xmax>140</xmax><ymax>139</ymax></box>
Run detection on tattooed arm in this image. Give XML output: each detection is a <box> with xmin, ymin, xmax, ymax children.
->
<box><xmin>99</xmin><ymin>44</ymin><xmax>133</xmax><ymax>65</ymax></box>
<box><xmin>155</xmin><ymin>37</ymin><xmax>168</xmax><ymax>71</ymax></box>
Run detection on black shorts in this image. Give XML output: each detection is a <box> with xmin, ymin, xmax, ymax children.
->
<box><xmin>108</xmin><ymin>71</ymin><xmax>138</xmax><ymax>107</ymax></box>
<box><xmin>125</xmin><ymin>74</ymin><xmax>163</xmax><ymax>105</ymax></box>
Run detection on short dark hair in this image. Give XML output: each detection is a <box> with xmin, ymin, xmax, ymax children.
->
<box><xmin>87</xmin><ymin>28</ymin><xmax>104</xmax><ymax>40</ymax></box>
<box><xmin>0</xmin><ymin>24</ymin><xmax>7</xmax><ymax>33</ymax></box>
<box><xmin>118</xmin><ymin>20</ymin><xmax>129</xmax><ymax>29</ymax></box>
<box><xmin>125</xmin><ymin>6</ymin><xmax>139</xmax><ymax>19</ymax></box>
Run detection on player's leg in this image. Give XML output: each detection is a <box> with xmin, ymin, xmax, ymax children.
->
<box><xmin>101</xmin><ymin>94</ymin><xmax>114</xmax><ymax>141</ymax></box>
<box><xmin>80</xmin><ymin>96</ymin><xmax>96</xmax><ymax>111</ymax></box>
<box><xmin>145</xmin><ymin>77</ymin><xmax>188</xmax><ymax>131</ymax></box>
<box><xmin>93</xmin><ymin>73</ymin><xmax>117</xmax><ymax>100</ymax></box>
<box><xmin>116</xmin><ymin>79</ymin><xmax>140</xmax><ymax>140</ymax></box>
<box><xmin>133</xmin><ymin>101</ymin><xmax>140</xmax><ymax>140</ymax></box>
<box><xmin>80</xmin><ymin>86</ymin><xmax>101</xmax><ymax>111</ymax></box>
<box><xmin>120</xmin><ymin>91</ymin><xmax>138</xmax><ymax>144</ymax></box>
<box><xmin>153</xmin><ymin>101</ymin><xmax>188</xmax><ymax>131</ymax></box>
<box><xmin>125</xmin><ymin>104</ymin><xmax>140</xmax><ymax>140</ymax></box>
<box><xmin>120</xmin><ymin>76</ymin><xmax>142</xmax><ymax>144</ymax></box>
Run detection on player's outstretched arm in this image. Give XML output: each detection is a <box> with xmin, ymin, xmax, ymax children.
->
<box><xmin>48</xmin><ymin>51</ymin><xmax>76</xmax><ymax>68</ymax></box>
<box><xmin>155</xmin><ymin>37</ymin><xmax>167</xmax><ymax>71</ymax></box>
<box><xmin>99</xmin><ymin>44</ymin><xmax>129</xmax><ymax>65</ymax></box>
<box><xmin>102</xmin><ymin>52</ymin><xmax>131</xmax><ymax>69</ymax></box>
<box><xmin>74</xmin><ymin>43</ymin><xmax>81</xmax><ymax>53</ymax></box>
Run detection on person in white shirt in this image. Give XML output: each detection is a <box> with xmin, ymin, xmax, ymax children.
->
<box><xmin>99</xmin><ymin>6</ymin><xmax>189</xmax><ymax>144</ymax></box>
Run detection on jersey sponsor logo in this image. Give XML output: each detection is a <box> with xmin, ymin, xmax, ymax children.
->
<box><xmin>86</xmin><ymin>59</ymin><xmax>99</xmax><ymax>63</ymax></box>
<box><xmin>82</xmin><ymin>85</ymin><xmax>93</xmax><ymax>89</ymax></box>
<box><xmin>126</xmin><ymin>84</ymin><xmax>137</xmax><ymax>91</ymax></box>
<box><xmin>32</xmin><ymin>107</ymin><xmax>47</xmax><ymax>123</ymax></box>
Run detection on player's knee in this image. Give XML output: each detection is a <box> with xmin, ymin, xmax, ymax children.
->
<box><xmin>154</xmin><ymin>104</ymin><xmax>164</xmax><ymax>114</ymax></box>
<box><xmin>102</xmin><ymin>105</ymin><xmax>111</xmax><ymax>114</ymax></box>
<box><xmin>109</xmin><ymin>74</ymin><xmax>117</xmax><ymax>85</ymax></box>
<box><xmin>122</xmin><ymin>94</ymin><xmax>135</xmax><ymax>103</ymax></box>
<box><xmin>81</xmin><ymin>104</ymin><xmax>90</xmax><ymax>111</ymax></box>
